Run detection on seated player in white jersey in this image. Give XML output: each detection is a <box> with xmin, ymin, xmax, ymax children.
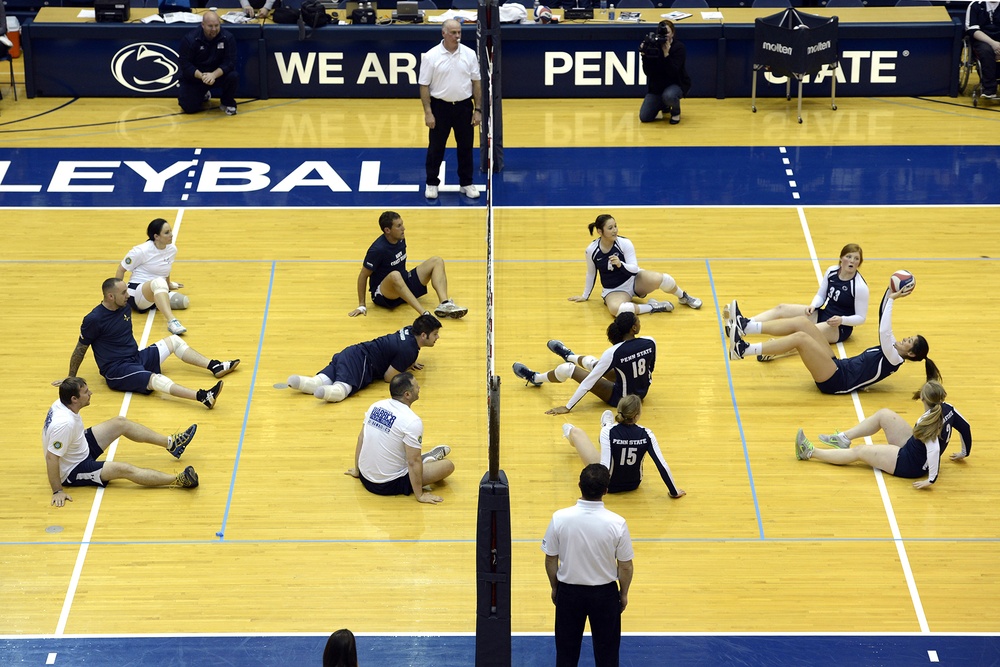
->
<box><xmin>63</xmin><ymin>278</ymin><xmax>239</xmax><ymax>410</ymax></box>
<box><xmin>725</xmin><ymin>243</ymin><xmax>869</xmax><ymax>362</ymax></box>
<box><xmin>512</xmin><ymin>312</ymin><xmax>656</xmax><ymax>415</ymax></box>
<box><xmin>287</xmin><ymin>313</ymin><xmax>443</xmax><ymax>403</ymax></box>
<box><xmin>795</xmin><ymin>381</ymin><xmax>971</xmax><ymax>489</ymax></box>
<box><xmin>568</xmin><ymin>214</ymin><xmax>702</xmax><ymax>318</ymax></box>
<box><xmin>44</xmin><ymin>377</ymin><xmax>200</xmax><ymax>507</ymax></box>
<box><xmin>348</xmin><ymin>211</ymin><xmax>468</xmax><ymax>320</ymax></box>
<box><xmin>116</xmin><ymin>218</ymin><xmax>191</xmax><ymax>336</ymax></box>
<box><xmin>344</xmin><ymin>372</ymin><xmax>454</xmax><ymax>504</ymax></box>
<box><xmin>728</xmin><ymin>283</ymin><xmax>941</xmax><ymax>397</ymax></box>
<box><xmin>562</xmin><ymin>395</ymin><xmax>685</xmax><ymax>498</ymax></box>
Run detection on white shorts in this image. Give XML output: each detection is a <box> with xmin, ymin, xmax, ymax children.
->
<box><xmin>601</xmin><ymin>276</ymin><xmax>637</xmax><ymax>300</ymax></box>
<box><xmin>127</xmin><ymin>281</ymin><xmax>156</xmax><ymax>310</ymax></box>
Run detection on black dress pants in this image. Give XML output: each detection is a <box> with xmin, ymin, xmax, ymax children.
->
<box><xmin>554</xmin><ymin>581</ymin><xmax>622</xmax><ymax>667</ymax></box>
<box><xmin>425</xmin><ymin>96</ymin><xmax>474</xmax><ymax>187</ymax></box>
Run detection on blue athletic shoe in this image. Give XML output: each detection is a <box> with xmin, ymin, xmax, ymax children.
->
<box><xmin>168</xmin><ymin>424</ymin><xmax>197</xmax><ymax>459</ymax></box>
<box><xmin>513</xmin><ymin>362</ymin><xmax>542</xmax><ymax>387</ymax></box>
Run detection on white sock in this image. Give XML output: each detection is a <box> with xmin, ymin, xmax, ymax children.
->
<box><xmin>636</xmin><ymin>304</ymin><xmax>653</xmax><ymax>315</ymax></box>
<box><xmin>747</xmin><ymin>342</ymin><xmax>763</xmax><ymax>356</ymax></box>
<box><xmin>746</xmin><ymin>321</ymin><xmax>763</xmax><ymax>335</ymax></box>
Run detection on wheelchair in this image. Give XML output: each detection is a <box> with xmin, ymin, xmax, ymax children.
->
<box><xmin>960</xmin><ymin>36</ymin><xmax>1000</xmax><ymax>107</ymax></box>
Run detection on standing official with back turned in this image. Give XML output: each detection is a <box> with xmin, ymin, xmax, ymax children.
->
<box><xmin>542</xmin><ymin>463</ymin><xmax>635</xmax><ymax>667</ymax></box>
<box><xmin>418</xmin><ymin>18</ymin><xmax>482</xmax><ymax>200</ymax></box>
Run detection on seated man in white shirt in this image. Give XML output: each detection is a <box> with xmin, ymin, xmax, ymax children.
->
<box><xmin>44</xmin><ymin>377</ymin><xmax>200</xmax><ymax>507</ymax></box>
<box><xmin>345</xmin><ymin>372</ymin><xmax>454</xmax><ymax>504</ymax></box>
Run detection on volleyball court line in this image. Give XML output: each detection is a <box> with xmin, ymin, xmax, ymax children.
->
<box><xmin>215</xmin><ymin>260</ymin><xmax>276</xmax><ymax>541</ymax></box>
<box><xmin>709</xmin><ymin>259</ymin><xmax>765</xmax><ymax>540</ymax></box>
<box><xmin>796</xmin><ymin>206</ymin><xmax>928</xmax><ymax>633</ymax></box>
<box><xmin>53</xmin><ymin>210</ymin><xmax>186</xmax><ymax>635</ymax></box>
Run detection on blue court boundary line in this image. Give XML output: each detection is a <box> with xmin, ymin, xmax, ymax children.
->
<box><xmin>707</xmin><ymin>259</ymin><xmax>765</xmax><ymax>540</ymax></box>
<box><xmin>215</xmin><ymin>260</ymin><xmax>276</xmax><ymax>541</ymax></box>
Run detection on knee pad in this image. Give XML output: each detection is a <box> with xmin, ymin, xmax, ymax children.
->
<box><xmin>150</xmin><ymin>277</ymin><xmax>170</xmax><ymax>296</ymax></box>
<box><xmin>579</xmin><ymin>355</ymin><xmax>598</xmax><ymax>372</ymax></box>
<box><xmin>288</xmin><ymin>374</ymin><xmax>326</xmax><ymax>394</ymax></box>
<box><xmin>148</xmin><ymin>373</ymin><xmax>175</xmax><ymax>394</ymax></box>
<box><xmin>162</xmin><ymin>334</ymin><xmax>192</xmax><ymax>361</ymax></box>
<box><xmin>169</xmin><ymin>292</ymin><xmax>190</xmax><ymax>310</ymax></box>
<box><xmin>314</xmin><ymin>382</ymin><xmax>350</xmax><ymax>403</ymax></box>
<box><xmin>659</xmin><ymin>273</ymin><xmax>677</xmax><ymax>293</ymax></box>
<box><xmin>616</xmin><ymin>302</ymin><xmax>636</xmax><ymax>315</ymax></box>
<box><xmin>553</xmin><ymin>362</ymin><xmax>576</xmax><ymax>383</ymax></box>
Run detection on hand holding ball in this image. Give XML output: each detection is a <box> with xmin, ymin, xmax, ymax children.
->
<box><xmin>889</xmin><ymin>270</ymin><xmax>915</xmax><ymax>294</ymax></box>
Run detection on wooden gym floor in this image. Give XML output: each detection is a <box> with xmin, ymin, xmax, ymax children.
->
<box><xmin>0</xmin><ymin>85</ymin><xmax>998</xmax><ymax>665</ymax></box>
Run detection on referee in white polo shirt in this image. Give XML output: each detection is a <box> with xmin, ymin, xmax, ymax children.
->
<box><xmin>418</xmin><ymin>18</ymin><xmax>482</xmax><ymax>201</ymax></box>
<box><xmin>542</xmin><ymin>463</ymin><xmax>635</xmax><ymax>667</ymax></box>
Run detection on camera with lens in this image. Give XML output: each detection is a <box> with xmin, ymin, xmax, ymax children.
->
<box><xmin>639</xmin><ymin>31</ymin><xmax>666</xmax><ymax>57</ymax></box>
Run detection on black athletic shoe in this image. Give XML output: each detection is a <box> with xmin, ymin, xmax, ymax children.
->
<box><xmin>547</xmin><ymin>340</ymin><xmax>573</xmax><ymax>362</ymax></box>
<box><xmin>197</xmin><ymin>381</ymin><xmax>223</xmax><ymax>409</ymax></box>
<box><xmin>210</xmin><ymin>359</ymin><xmax>240</xmax><ymax>379</ymax></box>
<box><xmin>175</xmin><ymin>465</ymin><xmax>200</xmax><ymax>488</ymax></box>
<box><xmin>168</xmin><ymin>424</ymin><xmax>197</xmax><ymax>459</ymax></box>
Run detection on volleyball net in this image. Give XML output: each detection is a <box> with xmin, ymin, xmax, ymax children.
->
<box><xmin>475</xmin><ymin>2</ymin><xmax>512</xmax><ymax>664</ymax></box>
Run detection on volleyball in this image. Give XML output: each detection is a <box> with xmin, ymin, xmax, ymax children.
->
<box><xmin>889</xmin><ymin>270</ymin><xmax>915</xmax><ymax>293</ymax></box>
<box><xmin>535</xmin><ymin>5</ymin><xmax>553</xmax><ymax>22</ymax></box>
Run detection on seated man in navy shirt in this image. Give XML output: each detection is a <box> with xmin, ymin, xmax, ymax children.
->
<box><xmin>177</xmin><ymin>11</ymin><xmax>239</xmax><ymax>116</ymax></box>
<box><xmin>62</xmin><ymin>278</ymin><xmax>239</xmax><ymax>410</ymax></box>
<box><xmin>286</xmin><ymin>313</ymin><xmax>443</xmax><ymax>403</ymax></box>
<box><xmin>349</xmin><ymin>211</ymin><xmax>468</xmax><ymax>320</ymax></box>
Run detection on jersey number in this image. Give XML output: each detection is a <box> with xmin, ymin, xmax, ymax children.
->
<box><xmin>619</xmin><ymin>447</ymin><xmax>638</xmax><ymax>466</ymax></box>
<box><xmin>631</xmin><ymin>358</ymin><xmax>647</xmax><ymax>377</ymax></box>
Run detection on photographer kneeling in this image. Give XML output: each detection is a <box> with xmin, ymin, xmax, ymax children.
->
<box><xmin>639</xmin><ymin>21</ymin><xmax>691</xmax><ymax>125</ymax></box>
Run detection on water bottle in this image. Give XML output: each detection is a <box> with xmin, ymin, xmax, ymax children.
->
<box><xmin>608</xmin><ymin>3</ymin><xmax>615</xmax><ymax>20</ymax></box>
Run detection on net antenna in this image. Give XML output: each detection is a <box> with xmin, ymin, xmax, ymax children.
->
<box><xmin>475</xmin><ymin>1</ymin><xmax>511</xmax><ymax>665</ymax></box>
<box><xmin>478</xmin><ymin>0</ymin><xmax>504</xmax><ymax>174</ymax></box>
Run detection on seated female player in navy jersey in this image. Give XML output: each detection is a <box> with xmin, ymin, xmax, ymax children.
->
<box><xmin>726</xmin><ymin>243</ymin><xmax>869</xmax><ymax>362</ymax></box>
<box><xmin>568</xmin><ymin>214</ymin><xmax>702</xmax><ymax>318</ymax></box>
<box><xmin>512</xmin><ymin>312</ymin><xmax>656</xmax><ymax>414</ymax></box>
<box><xmin>562</xmin><ymin>395</ymin><xmax>685</xmax><ymax>498</ymax></box>
<box><xmin>728</xmin><ymin>283</ymin><xmax>941</xmax><ymax>396</ymax></box>
<box><xmin>115</xmin><ymin>218</ymin><xmax>191</xmax><ymax>336</ymax></box>
<box><xmin>795</xmin><ymin>381</ymin><xmax>971</xmax><ymax>489</ymax></box>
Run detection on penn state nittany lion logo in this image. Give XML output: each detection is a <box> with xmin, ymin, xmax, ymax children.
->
<box><xmin>53</xmin><ymin>441</ymin><xmax>63</xmax><ymax>450</ymax></box>
<box><xmin>111</xmin><ymin>43</ymin><xmax>181</xmax><ymax>94</ymax></box>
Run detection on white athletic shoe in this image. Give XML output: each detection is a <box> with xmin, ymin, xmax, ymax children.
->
<box><xmin>434</xmin><ymin>300</ymin><xmax>468</xmax><ymax>319</ymax></box>
<box><xmin>167</xmin><ymin>319</ymin><xmax>187</xmax><ymax>335</ymax></box>
<box><xmin>460</xmin><ymin>184</ymin><xmax>480</xmax><ymax>198</ymax></box>
<box><xmin>424</xmin><ymin>184</ymin><xmax>439</xmax><ymax>199</ymax></box>
<box><xmin>422</xmin><ymin>445</ymin><xmax>451</xmax><ymax>463</ymax></box>
<box><xmin>562</xmin><ymin>423</ymin><xmax>574</xmax><ymax>439</ymax></box>
<box><xmin>601</xmin><ymin>410</ymin><xmax>615</xmax><ymax>428</ymax></box>
<box><xmin>648</xmin><ymin>299</ymin><xmax>674</xmax><ymax>313</ymax></box>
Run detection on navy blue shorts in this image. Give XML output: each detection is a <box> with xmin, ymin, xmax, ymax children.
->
<box><xmin>359</xmin><ymin>471</ymin><xmax>413</xmax><ymax>496</ymax></box>
<box><xmin>317</xmin><ymin>351</ymin><xmax>368</xmax><ymax>394</ymax></box>
<box><xmin>815</xmin><ymin>358</ymin><xmax>849</xmax><ymax>395</ymax></box>
<box><xmin>371</xmin><ymin>268</ymin><xmax>428</xmax><ymax>309</ymax></box>
<box><xmin>103</xmin><ymin>346</ymin><xmax>162</xmax><ymax>394</ymax></box>
<box><xmin>817</xmin><ymin>309</ymin><xmax>854</xmax><ymax>343</ymax></box>
<box><xmin>892</xmin><ymin>438</ymin><xmax>927</xmax><ymax>479</ymax></box>
<box><xmin>64</xmin><ymin>428</ymin><xmax>108</xmax><ymax>487</ymax></box>
<box><xmin>605</xmin><ymin>385</ymin><xmax>646</xmax><ymax>408</ymax></box>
